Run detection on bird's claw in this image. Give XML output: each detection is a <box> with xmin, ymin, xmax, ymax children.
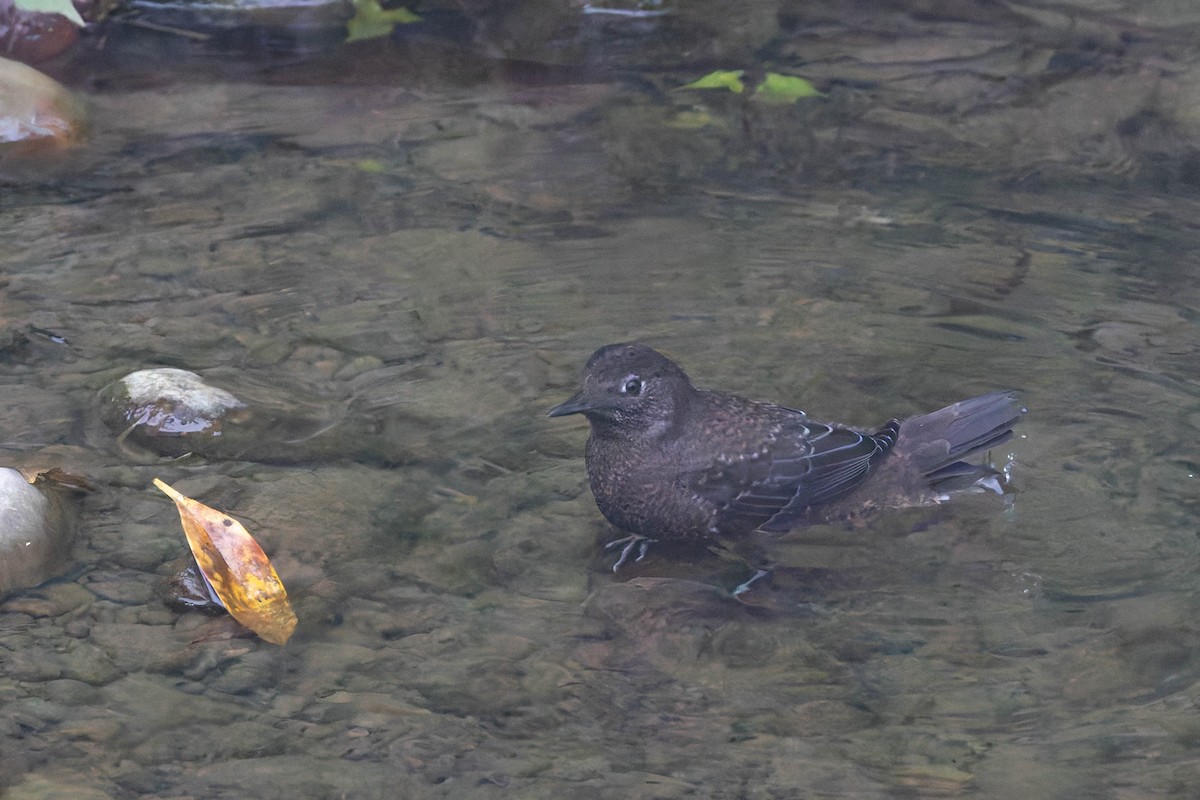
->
<box><xmin>606</xmin><ymin>535</ymin><xmax>654</xmax><ymax>572</ymax></box>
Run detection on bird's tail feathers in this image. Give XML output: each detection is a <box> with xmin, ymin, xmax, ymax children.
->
<box><xmin>898</xmin><ymin>391</ymin><xmax>1024</xmax><ymax>495</ymax></box>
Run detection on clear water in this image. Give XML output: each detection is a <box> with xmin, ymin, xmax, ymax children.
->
<box><xmin>3</xmin><ymin>3</ymin><xmax>1200</xmax><ymax>797</ymax></box>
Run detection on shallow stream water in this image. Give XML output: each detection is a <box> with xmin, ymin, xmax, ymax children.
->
<box><xmin>3</xmin><ymin>1</ymin><xmax>1200</xmax><ymax>797</ymax></box>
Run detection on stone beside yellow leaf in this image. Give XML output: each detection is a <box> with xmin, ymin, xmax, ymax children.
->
<box><xmin>677</xmin><ymin>70</ymin><xmax>745</xmax><ymax>94</ymax></box>
<box><xmin>752</xmin><ymin>72</ymin><xmax>825</xmax><ymax>104</ymax></box>
<box><xmin>346</xmin><ymin>0</ymin><xmax>420</xmax><ymax>43</ymax></box>
<box><xmin>154</xmin><ymin>478</ymin><xmax>297</xmax><ymax>645</ymax></box>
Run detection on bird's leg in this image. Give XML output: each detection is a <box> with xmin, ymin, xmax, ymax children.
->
<box><xmin>605</xmin><ymin>534</ymin><xmax>655</xmax><ymax>572</ymax></box>
<box><xmin>731</xmin><ymin>568</ymin><xmax>770</xmax><ymax>598</ymax></box>
<box><xmin>717</xmin><ymin>537</ymin><xmax>774</xmax><ymax>599</ymax></box>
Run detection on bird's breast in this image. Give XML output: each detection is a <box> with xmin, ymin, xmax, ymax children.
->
<box><xmin>583</xmin><ymin>434</ymin><xmax>717</xmax><ymax>540</ymax></box>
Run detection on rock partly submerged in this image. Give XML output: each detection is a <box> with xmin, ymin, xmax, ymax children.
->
<box><xmin>99</xmin><ymin>367</ymin><xmax>250</xmax><ymax>457</ymax></box>
<box><xmin>0</xmin><ymin>55</ymin><xmax>85</xmax><ymax>149</ymax></box>
<box><xmin>0</xmin><ymin>467</ymin><xmax>77</xmax><ymax>596</ymax></box>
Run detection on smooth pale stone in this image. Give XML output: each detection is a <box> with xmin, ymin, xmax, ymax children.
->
<box><xmin>0</xmin><ymin>56</ymin><xmax>85</xmax><ymax>146</ymax></box>
<box><xmin>0</xmin><ymin>468</ymin><xmax>73</xmax><ymax>595</ymax></box>
<box><xmin>101</xmin><ymin>368</ymin><xmax>247</xmax><ymax>435</ymax></box>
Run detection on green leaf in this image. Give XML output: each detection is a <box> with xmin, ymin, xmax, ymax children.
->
<box><xmin>677</xmin><ymin>70</ymin><xmax>746</xmax><ymax>94</ymax></box>
<box><xmin>346</xmin><ymin>0</ymin><xmax>420</xmax><ymax>43</ymax></box>
<box><xmin>12</xmin><ymin>0</ymin><xmax>85</xmax><ymax>26</ymax></box>
<box><xmin>752</xmin><ymin>73</ymin><xmax>825</xmax><ymax>104</ymax></box>
<box><xmin>665</xmin><ymin>109</ymin><xmax>721</xmax><ymax>129</ymax></box>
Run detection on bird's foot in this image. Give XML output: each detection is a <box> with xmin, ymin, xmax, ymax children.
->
<box><xmin>731</xmin><ymin>568</ymin><xmax>771</xmax><ymax>598</ymax></box>
<box><xmin>605</xmin><ymin>534</ymin><xmax>655</xmax><ymax>572</ymax></box>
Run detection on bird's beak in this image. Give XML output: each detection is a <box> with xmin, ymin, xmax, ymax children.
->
<box><xmin>547</xmin><ymin>391</ymin><xmax>593</xmax><ymax>418</ymax></box>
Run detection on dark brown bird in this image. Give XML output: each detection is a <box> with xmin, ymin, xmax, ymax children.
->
<box><xmin>548</xmin><ymin>344</ymin><xmax>1022</xmax><ymax>561</ymax></box>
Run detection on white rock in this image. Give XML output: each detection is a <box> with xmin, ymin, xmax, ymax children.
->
<box><xmin>121</xmin><ymin>368</ymin><xmax>245</xmax><ymax>419</ymax></box>
<box><xmin>100</xmin><ymin>367</ymin><xmax>246</xmax><ymax>437</ymax></box>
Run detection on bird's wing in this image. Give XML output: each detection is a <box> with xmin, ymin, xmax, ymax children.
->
<box><xmin>683</xmin><ymin>415</ymin><xmax>899</xmax><ymax>535</ymax></box>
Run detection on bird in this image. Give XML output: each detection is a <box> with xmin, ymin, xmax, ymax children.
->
<box><xmin>547</xmin><ymin>343</ymin><xmax>1023</xmax><ymax>572</ymax></box>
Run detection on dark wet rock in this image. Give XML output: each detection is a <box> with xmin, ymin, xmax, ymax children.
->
<box><xmin>333</xmin><ymin>354</ymin><xmax>386</xmax><ymax>381</ymax></box>
<box><xmin>349</xmin><ymin>362</ymin><xmax>531</xmax><ymax>463</ymax></box>
<box><xmin>115</xmin><ymin>0</ymin><xmax>351</xmax><ymax>59</ymax></box>
<box><xmin>0</xmin><ymin>385</ymin><xmax>76</xmax><ymax>448</ymax></box>
<box><xmin>581</xmin><ymin>577</ymin><xmax>753</xmax><ymax>672</ymax></box>
<box><xmin>35</xmin><ymin>678</ymin><xmax>103</xmax><ymax>707</ymax></box>
<box><xmin>490</xmin><ymin>465</ymin><xmax>586</xmax><ymax>515</ymax></box>
<box><xmin>2</xmin><ymin>581</ymin><xmax>93</xmax><ymax>618</ymax></box>
<box><xmin>109</xmin><ymin>527</ymin><xmax>181</xmax><ymax>572</ymax></box>
<box><xmin>100</xmin><ymin>673</ymin><xmax>221</xmax><ymax>726</ymax></box>
<box><xmin>710</xmin><ymin>621</ymin><xmax>780</xmax><ymax>668</ymax></box>
<box><xmin>3</xmin><ymin>774</ymin><xmax>117</xmax><ymax>800</ymax></box>
<box><xmin>0</xmin><ymin>3</ymin><xmax>80</xmax><ymax>66</ymax></box>
<box><xmin>110</xmin><ymin>763</ymin><xmax>166</xmax><ymax>797</ymax></box>
<box><xmin>82</xmin><ymin>570</ymin><xmax>157</xmax><ymax>605</ymax></box>
<box><xmin>786</xmin><ymin>699</ymin><xmax>878</xmax><ymax>738</ymax></box>
<box><xmin>10</xmin><ymin>694</ymin><xmax>68</xmax><ymax>728</ymax></box>
<box><xmin>3</xmin><ymin>636</ymin><xmax>119</xmax><ymax>685</ymax></box>
<box><xmin>162</xmin><ymin>557</ymin><xmax>225</xmax><ymax>611</ymax></box>
<box><xmin>305</xmin><ymin>298</ymin><xmax>428</xmax><ymax>362</ymax></box>
<box><xmin>171</xmin><ymin>612</ymin><xmax>259</xmax><ymax>646</ymax></box>
<box><xmin>59</xmin><ymin>641</ymin><xmax>122</xmax><ymax>686</ymax></box>
<box><xmin>296</xmin><ymin>642</ymin><xmax>383</xmax><ymax>685</ymax></box>
<box><xmin>206</xmin><ymin>649</ymin><xmax>285</xmax><ymax>695</ymax></box>
<box><xmin>583</xmin><ymin>576</ymin><xmax>742</xmax><ymax>627</ymax></box>
<box><xmin>88</xmin><ymin>621</ymin><xmax>193</xmax><ymax>675</ymax></box>
<box><xmin>490</xmin><ymin>511</ymin><xmax>592</xmax><ymax>603</ymax></box>
<box><xmin>341</xmin><ymin>595</ymin><xmax>451</xmax><ymax>640</ymax></box>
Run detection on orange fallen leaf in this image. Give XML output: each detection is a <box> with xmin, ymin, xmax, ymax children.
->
<box><xmin>153</xmin><ymin>478</ymin><xmax>297</xmax><ymax>645</ymax></box>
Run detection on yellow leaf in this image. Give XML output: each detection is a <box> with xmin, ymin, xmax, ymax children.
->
<box><xmin>346</xmin><ymin>0</ymin><xmax>420</xmax><ymax>43</ymax></box>
<box><xmin>154</xmin><ymin>478</ymin><xmax>297</xmax><ymax>645</ymax></box>
<box><xmin>677</xmin><ymin>70</ymin><xmax>745</xmax><ymax>94</ymax></box>
<box><xmin>752</xmin><ymin>72</ymin><xmax>825</xmax><ymax>104</ymax></box>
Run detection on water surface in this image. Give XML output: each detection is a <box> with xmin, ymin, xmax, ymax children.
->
<box><xmin>3</xmin><ymin>2</ymin><xmax>1200</xmax><ymax>797</ymax></box>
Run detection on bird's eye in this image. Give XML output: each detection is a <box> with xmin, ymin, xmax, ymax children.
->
<box><xmin>621</xmin><ymin>376</ymin><xmax>643</xmax><ymax>396</ymax></box>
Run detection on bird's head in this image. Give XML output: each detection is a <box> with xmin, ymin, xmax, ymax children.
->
<box><xmin>547</xmin><ymin>343</ymin><xmax>694</xmax><ymax>438</ymax></box>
